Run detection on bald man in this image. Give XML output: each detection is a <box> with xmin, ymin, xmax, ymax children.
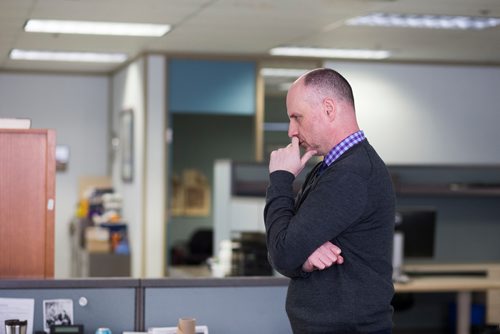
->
<box><xmin>264</xmin><ymin>68</ymin><xmax>395</xmax><ymax>334</ymax></box>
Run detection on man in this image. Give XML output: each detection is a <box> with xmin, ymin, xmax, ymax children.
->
<box><xmin>264</xmin><ymin>68</ymin><xmax>395</xmax><ymax>334</ymax></box>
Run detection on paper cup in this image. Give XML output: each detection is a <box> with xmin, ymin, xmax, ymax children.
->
<box><xmin>177</xmin><ymin>318</ymin><xmax>196</xmax><ymax>334</ymax></box>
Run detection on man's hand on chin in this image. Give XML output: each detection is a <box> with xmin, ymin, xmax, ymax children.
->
<box><xmin>269</xmin><ymin>137</ymin><xmax>316</xmax><ymax>177</ymax></box>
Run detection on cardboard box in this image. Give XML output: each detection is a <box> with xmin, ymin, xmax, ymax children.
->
<box><xmin>85</xmin><ymin>227</ymin><xmax>110</xmax><ymax>253</ymax></box>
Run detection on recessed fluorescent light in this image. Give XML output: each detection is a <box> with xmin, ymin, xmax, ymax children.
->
<box><xmin>261</xmin><ymin>68</ymin><xmax>309</xmax><ymax>77</ymax></box>
<box><xmin>269</xmin><ymin>47</ymin><xmax>391</xmax><ymax>60</ymax></box>
<box><xmin>25</xmin><ymin>19</ymin><xmax>171</xmax><ymax>37</ymax></box>
<box><xmin>10</xmin><ymin>49</ymin><xmax>127</xmax><ymax>63</ymax></box>
<box><xmin>346</xmin><ymin>13</ymin><xmax>500</xmax><ymax>30</ymax></box>
<box><xmin>278</xmin><ymin>82</ymin><xmax>293</xmax><ymax>91</ymax></box>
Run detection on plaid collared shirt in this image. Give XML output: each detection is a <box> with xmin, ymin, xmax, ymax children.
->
<box><xmin>322</xmin><ymin>130</ymin><xmax>366</xmax><ymax>168</ymax></box>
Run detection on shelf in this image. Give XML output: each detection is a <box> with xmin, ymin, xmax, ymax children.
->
<box><xmin>389</xmin><ymin>165</ymin><xmax>500</xmax><ymax>198</ymax></box>
<box><xmin>396</xmin><ymin>183</ymin><xmax>500</xmax><ymax>197</ymax></box>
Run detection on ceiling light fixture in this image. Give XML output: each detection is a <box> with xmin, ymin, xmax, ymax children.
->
<box><xmin>25</xmin><ymin>19</ymin><xmax>171</xmax><ymax>37</ymax></box>
<box><xmin>346</xmin><ymin>13</ymin><xmax>500</xmax><ymax>30</ymax></box>
<box><xmin>10</xmin><ymin>49</ymin><xmax>127</xmax><ymax>63</ymax></box>
<box><xmin>260</xmin><ymin>68</ymin><xmax>310</xmax><ymax>77</ymax></box>
<box><xmin>269</xmin><ymin>47</ymin><xmax>391</xmax><ymax>60</ymax></box>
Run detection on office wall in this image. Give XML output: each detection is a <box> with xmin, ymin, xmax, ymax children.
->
<box><xmin>0</xmin><ymin>72</ymin><xmax>109</xmax><ymax>278</ymax></box>
<box><xmin>144</xmin><ymin>55</ymin><xmax>167</xmax><ymax>277</ymax></box>
<box><xmin>324</xmin><ymin>61</ymin><xmax>500</xmax><ymax>164</ymax></box>
<box><xmin>111</xmin><ymin>58</ymin><xmax>147</xmax><ymax>277</ymax></box>
<box><xmin>168</xmin><ymin>58</ymin><xmax>256</xmax><ymax>115</ymax></box>
<box><xmin>111</xmin><ymin>55</ymin><xmax>167</xmax><ymax>277</ymax></box>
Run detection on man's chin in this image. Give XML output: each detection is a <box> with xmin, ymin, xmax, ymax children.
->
<box><xmin>301</xmin><ymin>146</ymin><xmax>318</xmax><ymax>155</ymax></box>
<box><xmin>301</xmin><ymin>146</ymin><xmax>319</xmax><ymax>155</ymax></box>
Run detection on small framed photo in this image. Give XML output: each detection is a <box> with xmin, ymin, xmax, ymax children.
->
<box><xmin>43</xmin><ymin>299</ymin><xmax>74</xmax><ymax>332</ymax></box>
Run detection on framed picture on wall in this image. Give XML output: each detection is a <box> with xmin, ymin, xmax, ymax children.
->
<box><xmin>120</xmin><ymin>109</ymin><xmax>134</xmax><ymax>182</ymax></box>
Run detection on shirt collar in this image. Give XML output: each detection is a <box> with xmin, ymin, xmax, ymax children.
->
<box><xmin>323</xmin><ymin>130</ymin><xmax>366</xmax><ymax>167</ymax></box>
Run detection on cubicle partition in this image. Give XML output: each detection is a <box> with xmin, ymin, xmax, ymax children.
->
<box><xmin>0</xmin><ymin>278</ymin><xmax>291</xmax><ymax>334</ymax></box>
<box><xmin>3</xmin><ymin>275</ymin><xmax>499</xmax><ymax>334</ymax></box>
<box><xmin>142</xmin><ymin>277</ymin><xmax>291</xmax><ymax>334</ymax></box>
<box><xmin>0</xmin><ymin>279</ymin><xmax>139</xmax><ymax>333</ymax></box>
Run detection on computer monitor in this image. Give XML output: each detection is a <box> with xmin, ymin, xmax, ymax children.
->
<box><xmin>392</xmin><ymin>207</ymin><xmax>437</xmax><ymax>282</ymax></box>
<box><xmin>395</xmin><ymin>207</ymin><xmax>437</xmax><ymax>259</ymax></box>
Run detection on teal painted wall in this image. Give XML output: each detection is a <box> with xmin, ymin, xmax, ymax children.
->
<box><xmin>168</xmin><ymin>58</ymin><xmax>256</xmax><ymax>115</ymax></box>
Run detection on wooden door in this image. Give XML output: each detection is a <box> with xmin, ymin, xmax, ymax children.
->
<box><xmin>0</xmin><ymin>129</ymin><xmax>55</xmax><ymax>278</ymax></box>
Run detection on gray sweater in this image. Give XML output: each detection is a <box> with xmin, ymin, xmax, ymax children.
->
<box><xmin>264</xmin><ymin>140</ymin><xmax>395</xmax><ymax>333</ymax></box>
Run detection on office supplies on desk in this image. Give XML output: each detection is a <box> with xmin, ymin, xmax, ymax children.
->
<box><xmin>4</xmin><ymin>319</ymin><xmax>27</xmax><ymax>334</ymax></box>
<box><xmin>50</xmin><ymin>324</ymin><xmax>84</xmax><ymax>334</ymax></box>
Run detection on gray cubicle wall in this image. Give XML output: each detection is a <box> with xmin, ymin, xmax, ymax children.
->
<box><xmin>0</xmin><ymin>277</ymin><xmax>472</xmax><ymax>332</ymax></box>
<box><xmin>0</xmin><ymin>279</ymin><xmax>138</xmax><ymax>334</ymax></box>
<box><xmin>143</xmin><ymin>277</ymin><xmax>292</xmax><ymax>334</ymax></box>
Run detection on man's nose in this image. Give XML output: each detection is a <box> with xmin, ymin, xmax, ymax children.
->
<box><xmin>288</xmin><ymin>122</ymin><xmax>297</xmax><ymax>138</ymax></box>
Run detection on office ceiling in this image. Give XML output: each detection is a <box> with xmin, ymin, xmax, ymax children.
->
<box><xmin>1</xmin><ymin>0</ymin><xmax>500</xmax><ymax>74</ymax></box>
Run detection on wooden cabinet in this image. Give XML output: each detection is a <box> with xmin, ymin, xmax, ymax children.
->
<box><xmin>0</xmin><ymin>129</ymin><xmax>56</xmax><ymax>278</ymax></box>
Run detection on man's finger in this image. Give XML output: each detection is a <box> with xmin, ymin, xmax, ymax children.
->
<box><xmin>325</xmin><ymin>242</ymin><xmax>342</xmax><ymax>255</ymax></box>
<box><xmin>300</xmin><ymin>149</ymin><xmax>317</xmax><ymax>166</ymax></box>
<box><xmin>318</xmin><ymin>246</ymin><xmax>337</xmax><ymax>263</ymax></box>
<box><xmin>321</xmin><ymin>254</ymin><xmax>337</xmax><ymax>266</ymax></box>
<box><xmin>323</xmin><ymin>241</ymin><xmax>341</xmax><ymax>253</ymax></box>
<box><xmin>313</xmin><ymin>259</ymin><xmax>326</xmax><ymax>270</ymax></box>
<box><xmin>291</xmin><ymin>136</ymin><xmax>300</xmax><ymax>147</ymax></box>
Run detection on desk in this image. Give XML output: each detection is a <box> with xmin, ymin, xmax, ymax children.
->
<box><xmin>404</xmin><ymin>263</ymin><xmax>500</xmax><ymax>324</ymax></box>
<box><xmin>395</xmin><ymin>277</ymin><xmax>500</xmax><ymax>334</ymax></box>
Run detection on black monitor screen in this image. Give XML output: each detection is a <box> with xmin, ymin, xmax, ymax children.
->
<box><xmin>395</xmin><ymin>207</ymin><xmax>436</xmax><ymax>259</ymax></box>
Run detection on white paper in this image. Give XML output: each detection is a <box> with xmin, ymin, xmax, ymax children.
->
<box><xmin>148</xmin><ymin>326</ymin><xmax>209</xmax><ymax>334</ymax></box>
<box><xmin>0</xmin><ymin>298</ymin><xmax>34</xmax><ymax>334</ymax></box>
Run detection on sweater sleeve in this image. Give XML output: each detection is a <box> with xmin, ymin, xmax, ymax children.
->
<box><xmin>263</xmin><ymin>170</ymin><xmax>310</xmax><ymax>278</ymax></box>
<box><xmin>264</xmin><ymin>169</ymin><xmax>368</xmax><ymax>275</ymax></box>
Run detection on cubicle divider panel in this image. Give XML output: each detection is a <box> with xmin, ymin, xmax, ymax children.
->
<box><xmin>143</xmin><ymin>281</ymin><xmax>291</xmax><ymax>334</ymax></box>
<box><xmin>1</xmin><ymin>278</ymin><xmax>292</xmax><ymax>334</ymax></box>
<box><xmin>0</xmin><ymin>280</ymin><xmax>138</xmax><ymax>334</ymax></box>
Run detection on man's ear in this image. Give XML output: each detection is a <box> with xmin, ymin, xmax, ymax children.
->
<box><xmin>323</xmin><ymin>98</ymin><xmax>336</xmax><ymax>121</ymax></box>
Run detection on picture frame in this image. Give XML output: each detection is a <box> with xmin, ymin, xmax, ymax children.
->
<box><xmin>43</xmin><ymin>299</ymin><xmax>74</xmax><ymax>332</ymax></box>
<box><xmin>120</xmin><ymin>109</ymin><xmax>134</xmax><ymax>182</ymax></box>
<box><xmin>170</xmin><ymin>169</ymin><xmax>211</xmax><ymax>217</ymax></box>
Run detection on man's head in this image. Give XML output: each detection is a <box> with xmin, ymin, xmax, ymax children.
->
<box><xmin>286</xmin><ymin>68</ymin><xmax>359</xmax><ymax>156</ymax></box>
